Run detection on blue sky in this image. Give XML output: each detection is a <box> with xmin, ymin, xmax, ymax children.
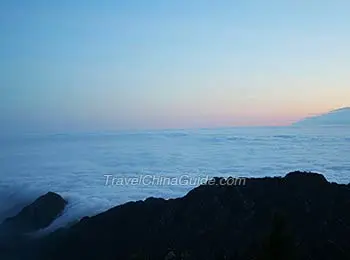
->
<box><xmin>1</xmin><ymin>0</ymin><xmax>349</xmax><ymax>131</ymax></box>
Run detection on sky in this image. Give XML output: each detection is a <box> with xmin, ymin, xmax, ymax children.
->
<box><xmin>1</xmin><ymin>0</ymin><xmax>349</xmax><ymax>132</ymax></box>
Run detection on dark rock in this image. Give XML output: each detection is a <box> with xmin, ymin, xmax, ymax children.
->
<box><xmin>284</xmin><ymin>171</ymin><xmax>328</xmax><ymax>185</ymax></box>
<box><xmin>1</xmin><ymin>192</ymin><xmax>67</xmax><ymax>234</ymax></box>
<box><xmin>10</xmin><ymin>172</ymin><xmax>350</xmax><ymax>260</ymax></box>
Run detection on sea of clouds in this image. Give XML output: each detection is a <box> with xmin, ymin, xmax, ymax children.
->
<box><xmin>0</xmin><ymin>126</ymin><xmax>349</xmax><ymax>232</ymax></box>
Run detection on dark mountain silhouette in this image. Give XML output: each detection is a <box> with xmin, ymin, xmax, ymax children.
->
<box><xmin>1</xmin><ymin>171</ymin><xmax>348</xmax><ymax>260</ymax></box>
<box><xmin>1</xmin><ymin>192</ymin><xmax>66</xmax><ymax>234</ymax></box>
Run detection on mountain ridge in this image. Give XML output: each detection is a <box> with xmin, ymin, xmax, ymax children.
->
<box><xmin>293</xmin><ymin>107</ymin><xmax>350</xmax><ymax>126</ymax></box>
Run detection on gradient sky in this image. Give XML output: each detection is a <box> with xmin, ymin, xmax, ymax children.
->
<box><xmin>1</xmin><ymin>0</ymin><xmax>349</xmax><ymax>131</ymax></box>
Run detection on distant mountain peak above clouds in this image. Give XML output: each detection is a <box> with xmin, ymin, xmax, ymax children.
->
<box><xmin>293</xmin><ymin>107</ymin><xmax>350</xmax><ymax>126</ymax></box>
<box><xmin>328</xmin><ymin>107</ymin><xmax>350</xmax><ymax>113</ymax></box>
